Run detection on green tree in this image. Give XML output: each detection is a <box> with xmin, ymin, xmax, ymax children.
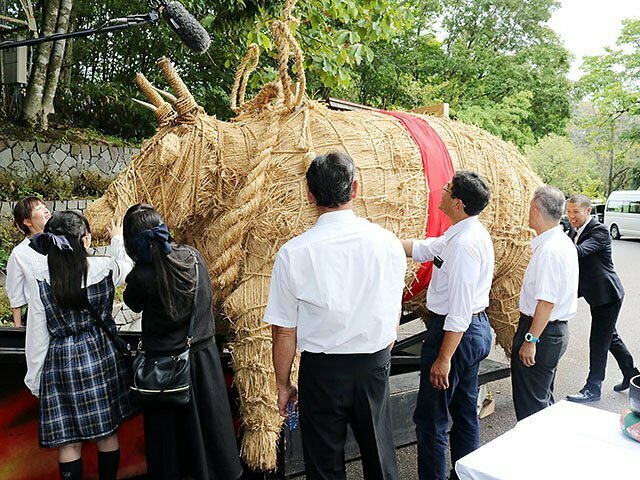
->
<box><xmin>577</xmin><ymin>18</ymin><xmax>640</xmax><ymax>194</ymax></box>
<box><xmin>525</xmin><ymin>132</ymin><xmax>603</xmax><ymax>197</ymax></box>
<box><xmin>438</xmin><ymin>0</ymin><xmax>571</xmax><ymax>146</ymax></box>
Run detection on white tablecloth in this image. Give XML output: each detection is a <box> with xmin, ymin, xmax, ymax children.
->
<box><xmin>455</xmin><ymin>400</ymin><xmax>640</xmax><ymax>480</ymax></box>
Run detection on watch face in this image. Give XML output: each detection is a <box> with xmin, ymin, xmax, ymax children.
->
<box><xmin>525</xmin><ymin>333</ymin><xmax>534</xmax><ymax>342</ymax></box>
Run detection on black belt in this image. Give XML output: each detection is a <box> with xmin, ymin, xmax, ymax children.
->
<box><xmin>520</xmin><ymin>313</ymin><xmax>566</xmax><ymax>323</ymax></box>
<box><xmin>427</xmin><ymin>310</ymin><xmax>486</xmax><ymax>318</ymax></box>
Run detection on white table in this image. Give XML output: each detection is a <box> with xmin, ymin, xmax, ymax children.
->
<box><xmin>455</xmin><ymin>400</ymin><xmax>640</xmax><ymax>480</ymax></box>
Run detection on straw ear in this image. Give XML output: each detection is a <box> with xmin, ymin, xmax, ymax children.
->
<box><xmin>156</xmin><ymin>57</ymin><xmax>199</xmax><ymax>116</ymax></box>
<box><xmin>135</xmin><ymin>73</ymin><xmax>169</xmax><ymax>108</ymax></box>
<box><xmin>135</xmin><ymin>73</ymin><xmax>176</xmax><ymax>122</ymax></box>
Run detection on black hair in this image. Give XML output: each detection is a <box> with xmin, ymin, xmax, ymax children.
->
<box><xmin>305</xmin><ymin>152</ymin><xmax>356</xmax><ymax>208</ymax></box>
<box><xmin>13</xmin><ymin>196</ymin><xmax>45</xmax><ymax>235</ymax></box>
<box><xmin>123</xmin><ymin>204</ymin><xmax>196</xmax><ymax>318</ymax></box>
<box><xmin>44</xmin><ymin>211</ymin><xmax>90</xmax><ymax>310</ymax></box>
<box><xmin>450</xmin><ymin>171</ymin><xmax>491</xmax><ymax>216</ymax></box>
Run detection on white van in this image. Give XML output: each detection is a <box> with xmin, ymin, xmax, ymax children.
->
<box><xmin>604</xmin><ymin>190</ymin><xmax>640</xmax><ymax>239</ymax></box>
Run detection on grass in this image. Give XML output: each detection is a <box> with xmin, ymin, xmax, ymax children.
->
<box><xmin>0</xmin><ymin>120</ymin><xmax>138</xmax><ymax>148</ymax></box>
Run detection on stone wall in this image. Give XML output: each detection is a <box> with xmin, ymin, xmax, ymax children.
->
<box><xmin>0</xmin><ymin>139</ymin><xmax>139</xmax><ymax>180</ymax></box>
<box><xmin>0</xmin><ymin>198</ymin><xmax>94</xmax><ymax>223</ymax></box>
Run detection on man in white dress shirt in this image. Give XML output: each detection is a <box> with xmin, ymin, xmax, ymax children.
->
<box><xmin>265</xmin><ymin>152</ymin><xmax>407</xmax><ymax>480</ymax></box>
<box><xmin>402</xmin><ymin>170</ymin><xmax>494</xmax><ymax>480</ymax></box>
<box><xmin>511</xmin><ymin>186</ymin><xmax>578</xmax><ymax>420</ymax></box>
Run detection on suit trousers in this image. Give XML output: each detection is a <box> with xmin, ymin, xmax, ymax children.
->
<box><xmin>511</xmin><ymin>314</ymin><xmax>569</xmax><ymax>421</ymax></box>
<box><xmin>586</xmin><ymin>298</ymin><xmax>637</xmax><ymax>394</ymax></box>
<box><xmin>298</xmin><ymin>348</ymin><xmax>398</xmax><ymax>480</ymax></box>
<box><xmin>413</xmin><ymin>312</ymin><xmax>492</xmax><ymax>480</ymax></box>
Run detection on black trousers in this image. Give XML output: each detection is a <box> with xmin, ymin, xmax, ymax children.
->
<box><xmin>511</xmin><ymin>314</ymin><xmax>569</xmax><ymax>421</ymax></box>
<box><xmin>298</xmin><ymin>348</ymin><xmax>398</xmax><ymax>480</ymax></box>
<box><xmin>586</xmin><ymin>298</ymin><xmax>638</xmax><ymax>394</ymax></box>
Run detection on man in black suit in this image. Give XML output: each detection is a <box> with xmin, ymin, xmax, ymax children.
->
<box><xmin>565</xmin><ymin>194</ymin><xmax>639</xmax><ymax>402</ymax></box>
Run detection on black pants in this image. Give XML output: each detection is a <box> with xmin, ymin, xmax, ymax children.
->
<box><xmin>586</xmin><ymin>298</ymin><xmax>638</xmax><ymax>394</ymax></box>
<box><xmin>413</xmin><ymin>312</ymin><xmax>492</xmax><ymax>480</ymax></box>
<box><xmin>511</xmin><ymin>314</ymin><xmax>569</xmax><ymax>421</ymax></box>
<box><xmin>298</xmin><ymin>348</ymin><xmax>398</xmax><ymax>480</ymax></box>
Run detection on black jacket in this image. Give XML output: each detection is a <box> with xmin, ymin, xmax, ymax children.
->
<box><xmin>123</xmin><ymin>247</ymin><xmax>215</xmax><ymax>353</ymax></box>
<box><xmin>569</xmin><ymin>218</ymin><xmax>624</xmax><ymax>307</ymax></box>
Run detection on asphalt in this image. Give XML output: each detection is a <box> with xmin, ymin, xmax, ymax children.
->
<box><xmin>302</xmin><ymin>236</ymin><xmax>640</xmax><ymax>479</ymax></box>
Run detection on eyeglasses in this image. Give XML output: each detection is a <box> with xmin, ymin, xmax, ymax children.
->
<box><xmin>442</xmin><ymin>185</ymin><xmax>454</xmax><ymax>197</ymax></box>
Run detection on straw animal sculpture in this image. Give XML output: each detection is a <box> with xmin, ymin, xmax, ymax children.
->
<box><xmin>86</xmin><ymin>1</ymin><xmax>541</xmax><ymax>470</ymax></box>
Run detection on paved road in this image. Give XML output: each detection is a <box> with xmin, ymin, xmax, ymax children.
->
<box><xmin>328</xmin><ymin>236</ymin><xmax>640</xmax><ymax>479</ymax></box>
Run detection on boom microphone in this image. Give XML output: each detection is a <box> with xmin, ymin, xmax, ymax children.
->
<box><xmin>162</xmin><ymin>1</ymin><xmax>211</xmax><ymax>54</ymax></box>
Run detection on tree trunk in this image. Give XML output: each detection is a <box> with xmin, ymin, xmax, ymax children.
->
<box><xmin>59</xmin><ymin>3</ymin><xmax>77</xmax><ymax>90</ymax></box>
<box><xmin>21</xmin><ymin>0</ymin><xmax>60</xmax><ymax>129</ymax></box>
<box><xmin>40</xmin><ymin>0</ymin><xmax>74</xmax><ymax>130</ymax></box>
<box><xmin>607</xmin><ymin>120</ymin><xmax>615</xmax><ymax>196</ymax></box>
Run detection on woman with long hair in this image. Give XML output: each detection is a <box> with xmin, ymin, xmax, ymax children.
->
<box><xmin>24</xmin><ymin>210</ymin><xmax>136</xmax><ymax>480</ymax></box>
<box><xmin>5</xmin><ymin>196</ymin><xmax>50</xmax><ymax>327</ymax></box>
<box><xmin>122</xmin><ymin>203</ymin><xmax>242</xmax><ymax>480</ymax></box>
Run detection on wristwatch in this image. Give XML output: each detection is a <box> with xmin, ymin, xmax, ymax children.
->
<box><xmin>524</xmin><ymin>332</ymin><xmax>540</xmax><ymax>343</ymax></box>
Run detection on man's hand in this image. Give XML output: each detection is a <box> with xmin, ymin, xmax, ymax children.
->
<box><xmin>519</xmin><ymin>341</ymin><xmax>536</xmax><ymax>367</ymax></box>
<box><xmin>430</xmin><ymin>356</ymin><xmax>451</xmax><ymax>390</ymax></box>
<box><xmin>277</xmin><ymin>381</ymin><xmax>298</xmax><ymax>417</ymax></box>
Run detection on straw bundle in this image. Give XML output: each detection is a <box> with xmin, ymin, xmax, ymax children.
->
<box><xmin>86</xmin><ymin>1</ymin><xmax>541</xmax><ymax>471</ymax></box>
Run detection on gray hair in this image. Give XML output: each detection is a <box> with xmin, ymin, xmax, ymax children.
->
<box><xmin>567</xmin><ymin>194</ymin><xmax>591</xmax><ymax>209</ymax></box>
<box><xmin>533</xmin><ymin>186</ymin><xmax>566</xmax><ymax>222</ymax></box>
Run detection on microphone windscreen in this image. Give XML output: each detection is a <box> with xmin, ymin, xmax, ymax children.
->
<box><xmin>163</xmin><ymin>1</ymin><xmax>211</xmax><ymax>54</ymax></box>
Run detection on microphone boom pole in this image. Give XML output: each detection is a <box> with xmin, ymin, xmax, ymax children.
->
<box><xmin>0</xmin><ymin>11</ymin><xmax>161</xmax><ymax>51</ymax></box>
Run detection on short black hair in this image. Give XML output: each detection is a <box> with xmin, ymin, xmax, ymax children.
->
<box><xmin>306</xmin><ymin>152</ymin><xmax>356</xmax><ymax>208</ymax></box>
<box><xmin>13</xmin><ymin>196</ymin><xmax>45</xmax><ymax>235</ymax></box>
<box><xmin>450</xmin><ymin>170</ymin><xmax>491</xmax><ymax>216</ymax></box>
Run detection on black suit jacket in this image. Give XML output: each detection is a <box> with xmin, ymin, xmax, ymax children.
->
<box><xmin>569</xmin><ymin>218</ymin><xmax>624</xmax><ymax>307</ymax></box>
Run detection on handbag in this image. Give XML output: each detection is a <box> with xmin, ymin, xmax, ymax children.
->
<box><xmin>129</xmin><ymin>250</ymin><xmax>199</xmax><ymax>406</ymax></box>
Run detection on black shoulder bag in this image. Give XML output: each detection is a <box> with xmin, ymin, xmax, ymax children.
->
<box><xmin>129</xmin><ymin>251</ymin><xmax>199</xmax><ymax>406</ymax></box>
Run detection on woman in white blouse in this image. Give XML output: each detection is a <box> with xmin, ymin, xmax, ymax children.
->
<box><xmin>5</xmin><ymin>196</ymin><xmax>50</xmax><ymax>327</ymax></box>
<box><xmin>25</xmin><ymin>210</ymin><xmax>136</xmax><ymax>480</ymax></box>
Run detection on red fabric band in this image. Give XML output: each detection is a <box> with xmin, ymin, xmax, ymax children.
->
<box><xmin>379</xmin><ymin>111</ymin><xmax>455</xmax><ymax>301</ymax></box>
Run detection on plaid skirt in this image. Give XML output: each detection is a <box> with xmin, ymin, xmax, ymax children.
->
<box><xmin>38</xmin><ymin>276</ymin><xmax>136</xmax><ymax>447</ymax></box>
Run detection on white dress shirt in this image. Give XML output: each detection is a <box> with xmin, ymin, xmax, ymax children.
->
<box><xmin>24</xmin><ymin>236</ymin><xmax>132</xmax><ymax>396</ymax></box>
<box><xmin>574</xmin><ymin>220</ymin><xmax>588</xmax><ymax>244</ymax></box>
<box><xmin>412</xmin><ymin>216</ymin><xmax>495</xmax><ymax>332</ymax></box>
<box><xmin>264</xmin><ymin>210</ymin><xmax>407</xmax><ymax>354</ymax></box>
<box><xmin>5</xmin><ymin>237</ymin><xmax>48</xmax><ymax>308</ymax></box>
<box><xmin>520</xmin><ymin>226</ymin><xmax>578</xmax><ymax>321</ymax></box>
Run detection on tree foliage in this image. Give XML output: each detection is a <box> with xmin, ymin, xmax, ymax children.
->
<box><xmin>525</xmin><ymin>132</ymin><xmax>602</xmax><ymax>197</ymax></box>
<box><xmin>3</xmin><ymin>0</ymin><xmax>572</xmax><ymax>148</ymax></box>
<box><xmin>576</xmin><ymin>19</ymin><xmax>640</xmax><ymax>194</ymax></box>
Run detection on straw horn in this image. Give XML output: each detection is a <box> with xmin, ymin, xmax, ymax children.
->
<box><xmin>132</xmin><ymin>98</ymin><xmax>157</xmax><ymax>112</ymax></box>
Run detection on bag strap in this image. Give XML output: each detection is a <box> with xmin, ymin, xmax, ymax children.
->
<box><xmin>86</xmin><ymin>298</ymin><xmax>129</xmax><ymax>356</ymax></box>
<box><xmin>185</xmin><ymin>249</ymin><xmax>199</xmax><ymax>349</ymax></box>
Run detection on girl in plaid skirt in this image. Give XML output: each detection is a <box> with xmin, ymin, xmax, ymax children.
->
<box><xmin>24</xmin><ymin>210</ymin><xmax>136</xmax><ymax>480</ymax></box>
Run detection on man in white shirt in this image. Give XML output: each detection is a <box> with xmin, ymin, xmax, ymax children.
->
<box><xmin>402</xmin><ymin>170</ymin><xmax>494</xmax><ymax>480</ymax></box>
<box><xmin>511</xmin><ymin>186</ymin><xmax>578</xmax><ymax>420</ymax></box>
<box><xmin>265</xmin><ymin>152</ymin><xmax>407</xmax><ymax>480</ymax></box>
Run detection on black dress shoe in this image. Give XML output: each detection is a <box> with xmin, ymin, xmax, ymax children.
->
<box><xmin>614</xmin><ymin>369</ymin><xmax>640</xmax><ymax>392</ymax></box>
<box><xmin>566</xmin><ymin>389</ymin><xmax>600</xmax><ymax>403</ymax></box>
<box><xmin>614</xmin><ymin>377</ymin><xmax>632</xmax><ymax>392</ymax></box>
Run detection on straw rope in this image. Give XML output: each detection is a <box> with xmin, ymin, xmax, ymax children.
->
<box><xmin>230</xmin><ymin>44</ymin><xmax>260</xmax><ymax>112</ymax></box>
<box><xmin>210</xmin><ymin>112</ymin><xmax>282</xmax><ymax>299</ymax></box>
